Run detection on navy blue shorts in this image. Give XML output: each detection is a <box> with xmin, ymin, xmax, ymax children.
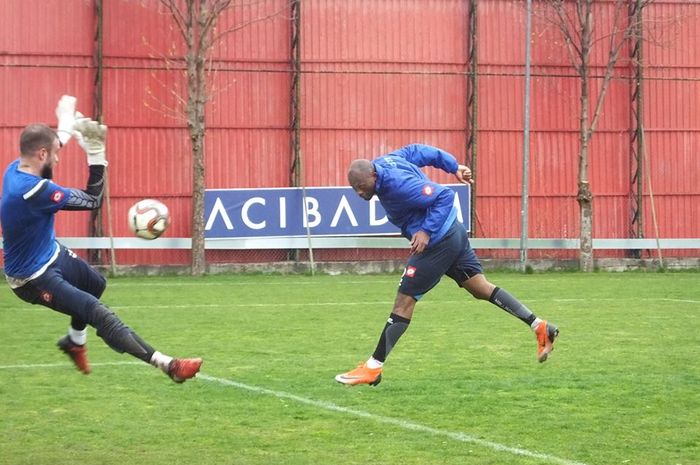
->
<box><xmin>12</xmin><ymin>244</ymin><xmax>107</xmax><ymax>326</ymax></box>
<box><xmin>398</xmin><ymin>221</ymin><xmax>483</xmax><ymax>300</ymax></box>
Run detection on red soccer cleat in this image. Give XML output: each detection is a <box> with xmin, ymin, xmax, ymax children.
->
<box><xmin>167</xmin><ymin>358</ymin><xmax>203</xmax><ymax>383</ymax></box>
<box><xmin>535</xmin><ymin>320</ymin><xmax>559</xmax><ymax>363</ymax></box>
<box><xmin>57</xmin><ymin>336</ymin><xmax>91</xmax><ymax>374</ymax></box>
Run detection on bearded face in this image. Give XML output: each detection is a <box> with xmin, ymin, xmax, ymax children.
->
<box><xmin>40</xmin><ymin>158</ymin><xmax>54</xmax><ymax>179</ymax></box>
<box><xmin>39</xmin><ymin>138</ymin><xmax>61</xmax><ymax>179</ymax></box>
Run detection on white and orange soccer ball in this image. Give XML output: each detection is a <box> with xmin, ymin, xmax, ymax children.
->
<box><xmin>127</xmin><ymin>199</ymin><xmax>170</xmax><ymax>240</ymax></box>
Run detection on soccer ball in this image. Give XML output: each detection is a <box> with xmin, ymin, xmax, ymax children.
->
<box><xmin>128</xmin><ymin>199</ymin><xmax>170</xmax><ymax>240</ymax></box>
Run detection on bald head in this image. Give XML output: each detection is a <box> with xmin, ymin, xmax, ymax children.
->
<box><xmin>20</xmin><ymin>124</ymin><xmax>58</xmax><ymax>157</ymax></box>
<box><xmin>16</xmin><ymin>124</ymin><xmax>61</xmax><ymax>179</ymax></box>
<box><xmin>348</xmin><ymin>159</ymin><xmax>374</xmax><ymax>184</ymax></box>
<box><xmin>348</xmin><ymin>159</ymin><xmax>377</xmax><ymax>200</ymax></box>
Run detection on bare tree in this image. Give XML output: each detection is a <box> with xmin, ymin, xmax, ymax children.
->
<box><xmin>152</xmin><ymin>0</ymin><xmax>292</xmax><ymax>275</ymax></box>
<box><xmin>539</xmin><ymin>0</ymin><xmax>653</xmax><ymax>271</ymax></box>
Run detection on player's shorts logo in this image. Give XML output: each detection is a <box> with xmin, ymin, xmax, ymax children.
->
<box><xmin>404</xmin><ymin>266</ymin><xmax>416</xmax><ymax>278</ymax></box>
<box><xmin>422</xmin><ymin>185</ymin><xmax>433</xmax><ymax>196</ymax></box>
<box><xmin>51</xmin><ymin>191</ymin><xmax>64</xmax><ymax>203</ymax></box>
<box><xmin>41</xmin><ymin>291</ymin><xmax>53</xmax><ymax>303</ymax></box>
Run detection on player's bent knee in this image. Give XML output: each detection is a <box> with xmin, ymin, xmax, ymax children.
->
<box><xmin>95</xmin><ymin>274</ymin><xmax>107</xmax><ymax>297</ymax></box>
<box><xmin>461</xmin><ymin>280</ymin><xmax>494</xmax><ymax>300</ymax></box>
<box><xmin>87</xmin><ymin>302</ymin><xmax>152</xmax><ymax>361</ymax></box>
<box><xmin>87</xmin><ymin>303</ymin><xmax>126</xmax><ymax>350</ymax></box>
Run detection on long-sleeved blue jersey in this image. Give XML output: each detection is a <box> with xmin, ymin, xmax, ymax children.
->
<box><xmin>1</xmin><ymin>159</ymin><xmax>72</xmax><ymax>279</ymax></box>
<box><xmin>372</xmin><ymin>144</ymin><xmax>459</xmax><ymax>247</ymax></box>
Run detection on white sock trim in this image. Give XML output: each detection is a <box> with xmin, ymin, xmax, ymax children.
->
<box><xmin>150</xmin><ymin>351</ymin><xmax>174</xmax><ymax>373</ymax></box>
<box><xmin>69</xmin><ymin>327</ymin><xmax>87</xmax><ymax>346</ymax></box>
<box><xmin>366</xmin><ymin>357</ymin><xmax>383</xmax><ymax>369</ymax></box>
<box><xmin>530</xmin><ymin>318</ymin><xmax>543</xmax><ymax>331</ymax></box>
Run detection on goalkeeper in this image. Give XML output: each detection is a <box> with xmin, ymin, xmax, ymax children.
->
<box><xmin>0</xmin><ymin>96</ymin><xmax>202</xmax><ymax>383</ymax></box>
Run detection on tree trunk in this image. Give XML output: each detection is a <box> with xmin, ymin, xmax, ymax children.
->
<box><xmin>578</xmin><ymin>180</ymin><xmax>594</xmax><ymax>271</ymax></box>
<box><xmin>577</xmin><ymin>1</ymin><xmax>594</xmax><ymax>272</ymax></box>
<box><xmin>188</xmin><ymin>52</ymin><xmax>207</xmax><ymax>276</ymax></box>
<box><xmin>578</xmin><ymin>100</ymin><xmax>594</xmax><ymax>272</ymax></box>
<box><xmin>190</xmin><ymin>125</ymin><xmax>206</xmax><ymax>276</ymax></box>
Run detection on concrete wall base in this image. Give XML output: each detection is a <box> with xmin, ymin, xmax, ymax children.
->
<box><xmin>47</xmin><ymin>256</ymin><xmax>699</xmax><ymax>277</ymax></box>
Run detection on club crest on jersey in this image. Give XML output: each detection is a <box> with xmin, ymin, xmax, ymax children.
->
<box><xmin>51</xmin><ymin>190</ymin><xmax>64</xmax><ymax>203</ymax></box>
<box><xmin>403</xmin><ymin>266</ymin><xmax>417</xmax><ymax>278</ymax></box>
<box><xmin>41</xmin><ymin>291</ymin><xmax>53</xmax><ymax>303</ymax></box>
<box><xmin>422</xmin><ymin>185</ymin><xmax>433</xmax><ymax>196</ymax></box>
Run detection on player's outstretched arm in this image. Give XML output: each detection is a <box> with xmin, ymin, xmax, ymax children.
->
<box><xmin>62</xmin><ymin>115</ymin><xmax>108</xmax><ymax>210</ymax></box>
<box><xmin>397</xmin><ymin>144</ymin><xmax>460</xmax><ymax>173</ymax></box>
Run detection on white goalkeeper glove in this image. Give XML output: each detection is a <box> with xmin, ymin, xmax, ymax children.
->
<box><xmin>55</xmin><ymin>95</ymin><xmax>77</xmax><ymax>146</ymax></box>
<box><xmin>73</xmin><ymin>114</ymin><xmax>108</xmax><ymax>166</ymax></box>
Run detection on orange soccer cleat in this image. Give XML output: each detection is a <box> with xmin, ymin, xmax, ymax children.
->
<box><xmin>335</xmin><ymin>362</ymin><xmax>382</xmax><ymax>386</ymax></box>
<box><xmin>535</xmin><ymin>320</ymin><xmax>559</xmax><ymax>363</ymax></box>
<box><xmin>57</xmin><ymin>336</ymin><xmax>91</xmax><ymax>374</ymax></box>
<box><xmin>167</xmin><ymin>358</ymin><xmax>203</xmax><ymax>383</ymax></box>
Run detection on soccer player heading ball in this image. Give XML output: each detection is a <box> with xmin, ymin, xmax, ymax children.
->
<box><xmin>0</xmin><ymin>95</ymin><xmax>202</xmax><ymax>383</ymax></box>
<box><xmin>335</xmin><ymin>144</ymin><xmax>559</xmax><ymax>386</ymax></box>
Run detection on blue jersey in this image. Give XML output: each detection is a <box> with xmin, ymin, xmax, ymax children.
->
<box><xmin>1</xmin><ymin>159</ymin><xmax>71</xmax><ymax>278</ymax></box>
<box><xmin>372</xmin><ymin>144</ymin><xmax>459</xmax><ymax>247</ymax></box>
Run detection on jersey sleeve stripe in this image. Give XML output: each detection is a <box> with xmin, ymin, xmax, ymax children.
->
<box><xmin>22</xmin><ymin>179</ymin><xmax>49</xmax><ymax>200</ymax></box>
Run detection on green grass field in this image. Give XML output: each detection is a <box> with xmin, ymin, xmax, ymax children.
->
<box><xmin>0</xmin><ymin>271</ymin><xmax>698</xmax><ymax>465</ymax></box>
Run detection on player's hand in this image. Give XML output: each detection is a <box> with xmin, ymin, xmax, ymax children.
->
<box><xmin>455</xmin><ymin>164</ymin><xmax>473</xmax><ymax>184</ymax></box>
<box><xmin>55</xmin><ymin>95</ymin><xmax>77</xmax><ymax>146</ymax></box>
<box><xmin>73</xmin><ymin>114</ymin><xmax>108</xmax><ymax>166</ymax></box>
<box><xmin>410</xmin><ymin>230</ymin><xmax>430</xmax><ymax>255</ymax></box>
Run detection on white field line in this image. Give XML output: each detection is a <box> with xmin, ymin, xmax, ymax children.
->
<box><xmin>1</xmin><ymin>297</ymin><xmax>697</xmax><ymax>312</ymax></box>
<box><xmin>114</xmin><ymin>297</ymin><xmax>693</xmax><ymax>309</ymax></box>
<box><xmin>103</xmin><ymin>276</ymin><xmax>700</xmax><ymax>288</ymax></box>
<box><xmin>0</xmin><ymin>361</ymin><xmax>590</xmax><ymax>464</ymax></box>
<box><xmin>106</xmin><ymin>280</ymin><xmax>400</xmax><ymax>287</ymax></box>
<box><xmin>545</xmin><ymin>297</ymin><xmax>700</xmax><ymax>304</ymax></box>
<box><xmin>105</xmin><ymin>277</ymin><xmax>615</xmax><ymax>287</ymax></box>
<box><xmin>198</xmin><ymin>373</ymin><xmax>590</xmax><ymax>465</ymax></box>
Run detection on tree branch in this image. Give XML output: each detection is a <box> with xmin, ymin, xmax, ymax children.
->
<box><xmin>211</xmin><ymin>0</ymin><xmax>294</xmax><ymax>44</ymax></box>
<box><xmin>551</xmin><ymin>1</ymin><xmax>584</xmax><ymax>71</ymax></box>
<box><xmin>159</xmin><ymin>0</ymin><xmax>190</xmax><ymax>44</ymax></box>
<box><xmin>196</xmin><ymin>0</ymin><xmax>233</xmax><ymax>56</ymax></box>
<box><xmin>589</xmin><ymin>0</ymin><xmax>629</xmax><ymax>134</ymax></box>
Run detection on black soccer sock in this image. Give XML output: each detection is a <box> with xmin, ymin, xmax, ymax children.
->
<box><xmin>371</xmin><ymin>313</ymin><xmax>411</xmax><ymax>363</ymax></box>
<box><xmin>489</xmin><ymin>287</ymin><xmax>537</xmax><ymax>326</ymax></box>
<box><xmin>87</xmin><ymin>303</ymin><xmax>156</xmax><ymax>363</ymax></box>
